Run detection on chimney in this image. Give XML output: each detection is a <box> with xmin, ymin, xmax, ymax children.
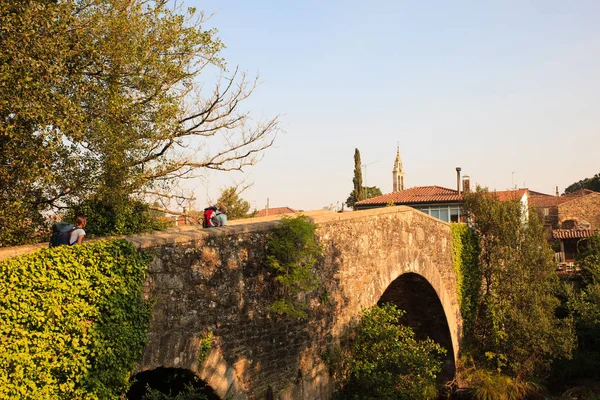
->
<box><xmin>266</xmin><ymin>198</ymin><xmax>270</xmax><ymax>216</ymax></box>
<box><xmin>462</xmin><ymin>175</ymin><xmax>471</xmax><ymax>193</ymax></box>
<box><xmin>456</xmin><ymin>167</ymin><xmax>462</xmax><ymax>193</ymax></box>
<box><xmin>555</xmin><ymin>186</ymin><xmax>559</xmax><ymax>197</ymax></box>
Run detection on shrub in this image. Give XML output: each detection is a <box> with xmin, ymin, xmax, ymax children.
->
<box><xmin>0</xmin><ymin>239</ymin><xmax>152</xmax><ymax>399</ymax></box>
<box><xmin>143</xmin><ymin>386</ymin><xmax>208</xmax><ymax>400</ymax></box>
<box><xmin>67</xmin><ymin>197</ymin><xmax>167</xmax><ymax>237</ymax></box>
<box><xmin>266</xmin><ymin>215</ymin><xmax>321</xmax><ymax>318</ymax></box>
<box><xmin>327</xmin><ymin>304</ymin><xmax>446</xmax><ymax>400</ymax></box>
<box><xmin>464</xmin><ymin>369</ymin><xmax>541</xmax><ymax>400</ymax></box>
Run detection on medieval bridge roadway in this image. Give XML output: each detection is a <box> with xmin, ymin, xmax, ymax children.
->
<box><xmin>0</xmin><ymin>206</ymin><xmax>462</xmax><ymax>400</ymax></box>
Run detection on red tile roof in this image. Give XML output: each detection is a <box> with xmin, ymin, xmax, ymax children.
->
<box><xmin>356</xmin><ymin>186</ymin><xmax>462</xmax><ymax>206</ymax></box>
<box><xmin>491</xmin><ymin>189</ymin><xmax>528</xmax><ymax>201</ymax></box>
<box><xmin>256</xmin><ymin>207</ymin><xmax>297</xmax><ymax>217</ymax></box>
<box><xmin>529</xmin><ymin>195</ymin><xmax>569</xmax><ymax>208</ymax></box>
<box><xmin>553</xmin><ymin>229</ymin><xmax>598</xmax><ymax>239</ymax></box>
<box><xmin>530</xmin><ymin>189</ymin><xmax>599</xmax><ymax>208</ymax></box>
<box><xmin>564</xmin><ymin>189</ymin><xmax>598</xmax><ymax>197</ymax></box>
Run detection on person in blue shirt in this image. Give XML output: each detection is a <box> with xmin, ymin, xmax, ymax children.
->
<box><xmin>215</xmin><ymin>205</ymin><xmax>228</xmax><ymax>226</ymax></box>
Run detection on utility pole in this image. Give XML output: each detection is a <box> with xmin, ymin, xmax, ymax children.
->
<box><xmin>362</xmin><ymin>160</ymin><xmax>380</xmax><ymax>190</ymax></box>
<box><xmin>511</xmin><ymin>170</ymin><xmax>519</xmax><ymax>190</ymax></box>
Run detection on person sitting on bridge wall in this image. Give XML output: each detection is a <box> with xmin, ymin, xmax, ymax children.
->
<box><xmin>215</xmin><ymin>205</ymin><xmax>228</xmax><ymax>226</ymax></box>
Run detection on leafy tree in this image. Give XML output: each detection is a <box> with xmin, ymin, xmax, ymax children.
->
<box><xmin>552</xmin><ymin>233</ymin><xmax>600</xmax><ymax>388</ymax></box>
<box><xmin>565</xmin><ymin>173</ymin><xmax>600</xmax><ymax>194</ymax></box>
<box><xmin>461</xmin><ymin>188</ymin><xmax>574</xmax><ymax>380</ymax></box>
<box><xmin>346</xmin><ymin>186</ymin><xmax>382</xmax><ymax>209</ymax></box>
<box><xmin>350</xmin><ymin>149</ymin><xmax>365</xmax><ymax>210</ymax></box>
<box><xmin>0</xmin><ymin>0</ymin><xmax>277</xmax><ymax>246</ymax></box>
<box><xmin>215</xmin><ymin>186</ymin><xmax>255</xmax><ymax>220</ymax></box>
<box><xmin>327</xmin><ymin>304</ymin><xmax>446</xmax><ymax>400</ymax></box>
<box><xmin>67</xmin><ymin>197</ymin><xmax>167</xmax><ymax>237</ymax></box>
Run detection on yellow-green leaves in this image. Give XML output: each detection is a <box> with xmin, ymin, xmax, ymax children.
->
<box><xmin>0</xmin><ymin>239</ymin><xmax>151</xmax><ymax>399</ymax></box>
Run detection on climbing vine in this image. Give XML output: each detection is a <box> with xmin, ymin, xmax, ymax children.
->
<box><xmin>450</xmin><ymin>223</ymin><xmax>481</xmax><ymax>338</ymax></box>
<box><xmin>0</xmin><ymin>239</ymin><xmax>152</xmax><ymax>399</ymax></box>
<box><xmin>266</xmin><ymin>215</ymin><xmax>322</xmax><ymax>318</ymax></box>
<box><xmin>197</xmin><ymin>332</ymin><xmax>213</xmax><ymax>368</ymax></box>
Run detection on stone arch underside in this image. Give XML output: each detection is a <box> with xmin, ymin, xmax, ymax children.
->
<box><xmin>127</xmin><ymin>367</ymin><xmax>220</xmax><ymax>400</ymax></box>
<box><xmin>378</xmin><ymin>272</ymin><xmax>456</xmax><ymax>378</ymax></box>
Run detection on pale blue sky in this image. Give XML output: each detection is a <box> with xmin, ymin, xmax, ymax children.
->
<box><xmin>186</xmin><ymin>0</ymin><xmax>600</xmax><ymax>211</ymax></box>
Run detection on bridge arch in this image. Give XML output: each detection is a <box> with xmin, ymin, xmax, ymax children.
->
<box><xmin>378</xmin><ymin>272</ymin><xmax>456</xmax><ymax>377</ymax></box>
<box><xmin>130</xmin><ymin>206</ymin><xmax>462</xmax><ymax>399</ymax></box>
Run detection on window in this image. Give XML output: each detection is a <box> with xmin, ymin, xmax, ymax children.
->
<box><xmin>450</xmin><ymin>208</ymin><xmax>460</xmax><ymax>222</ymax></box>
<box><xmin>543</xmin><ymin>208</ymin><xmax>549</xmax><ymax>216</ymax></box>
<box><xmin>411</xmin><ymin>204</ymin><xmax>461</xmax><ymax>223</ymax></box>
<box><xmin>439</xmin><ymin>209</ymin><xmax>449</xmax><ymax>222</ymax></box>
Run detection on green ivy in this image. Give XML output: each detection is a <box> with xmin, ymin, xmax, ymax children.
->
<box><xmin>266</xmin><ymin>215</ymin><xmax>322</xmax><ymax>319</ymax></box>
<box><xmin>196</xmin><ymin>332</ymin><xmax>213</xmax><ymax>368</ymax></box>
<box><xmin>450</xmin><ymin>223</ymin><xmax>481</xmax><ymax>339</ymax></box>
<box><xmin>0</xmin><ymin>239</ymin><xmax>152</xmax><ymax>399</ymax></box>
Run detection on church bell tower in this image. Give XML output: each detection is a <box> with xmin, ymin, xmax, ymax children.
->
<box><xmin>392</xmin><ymin>145</ymin><xmax>404</xmax><ymax>192</ymax></box>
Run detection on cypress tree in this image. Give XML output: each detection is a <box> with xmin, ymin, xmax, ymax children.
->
<box><xmin>352</xmin><ymin>148</ymin><xmax>365</xmax><ymax>209</ymax></box>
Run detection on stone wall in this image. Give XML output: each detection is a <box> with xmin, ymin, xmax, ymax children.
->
<box><xmin>130</xmin><ymin>206</ymin><xmax>460</xmax><ymax>400</ymax></box>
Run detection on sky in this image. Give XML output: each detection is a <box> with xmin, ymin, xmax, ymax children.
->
<box><xmin>183</xmin><ymin>0</ymin><xmax>600</xmax><ymax>212</ymax></box>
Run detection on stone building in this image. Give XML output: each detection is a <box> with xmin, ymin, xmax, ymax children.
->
<box><xmin>530</xmin><ymin>189</ymin><xmax>600</xmax><ymax>267</ymax></box>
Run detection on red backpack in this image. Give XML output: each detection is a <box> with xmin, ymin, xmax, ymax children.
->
<box><xmin>203</xmin><ymin>206</ymin><xmax>220</xmax><ymax>228</ymax></box>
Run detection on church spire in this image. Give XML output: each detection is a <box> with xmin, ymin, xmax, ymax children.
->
<box><xmin>392</xmin><ymin>144</ymin><xmax>405</xmax><ymax>191</ymax></box>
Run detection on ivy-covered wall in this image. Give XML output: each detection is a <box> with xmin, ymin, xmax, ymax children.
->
<box><xmin>450</xmin><ymin>223</ymin><xmax>481</xmax><ymax>337</ymax></box>
<box><xmin>0</xmin><ymin>240</ymin><xmax>151</xmax><ymax>400</ymax></box>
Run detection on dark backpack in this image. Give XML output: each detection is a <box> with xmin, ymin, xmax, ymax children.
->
<box><xmin>49</xmin><ymin>222</ymin><xmax>75</xmax><ymax>247</ymax></box>
<box><xmin>202</xmin><ymin>206</ymin><xmax>220</xmax><ymax>228</ymax></box>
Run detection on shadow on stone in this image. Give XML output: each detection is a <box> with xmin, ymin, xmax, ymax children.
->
<box><xmin>127</xmin><ymin>368</ymin><xmax>220</xmax><ymax>400</ymax></box>
<box><xmin>378</xmin><ymin>272</ymin><xmax>456</xmax><ymax>381</ymax></box>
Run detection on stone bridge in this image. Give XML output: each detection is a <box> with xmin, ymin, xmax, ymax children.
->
<box><xmin>128</xmin><ymin>206</ymin><xmax>462</xmax><ymax>400</ymax></box>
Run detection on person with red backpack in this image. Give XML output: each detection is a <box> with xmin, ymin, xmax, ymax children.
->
<box><xmin>203</xmin><ymin>205</ymin><xmax>227</xmax><ymax>228</ymax></box>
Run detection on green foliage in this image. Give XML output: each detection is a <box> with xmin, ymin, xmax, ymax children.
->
<box><xmin>461</xmin><ymin>188</ymin><xmax>574</xmax><ymax>379</ymax></box>
<box><xmin>450</xmin><ymin>223</ymin><xmax>481</xmax><ymax>339</ymax></box>
<box><xmin>553</xmin><ymin>233</ymin><xmax>600</xmax><ymax>387</ymax></box>
<box><xmin>197</xmin><ymin>332</ymin><xmax>213</xmax><ymax>367</ymax></box>
<box><xmin>464</xmin><ymin>368</ymin><xmax>541</xmax><ymax>400</ymax></box>
<box><xmin>0</xmin><ymin>239</ymin><xmax>152</xmax><ymax>399</ymax></box>
<box><xmin>143</xmin><ymin>385</ymin><xmax>208</xmax><ymax>400</ymax></box>
<box><xmin>327</xmin><ymin>304</ymin><xmax>446</xmax><ymax>400</ymax></box>
<box><xmin>576</xmin><ymin>232</ymin><xmax>600</xmax><ymax>286</ymax></box>
<box><xmin>565</xmin><ymin>173</ymin><xmax>600</xmax><ymax>194</ymax></box>
<box><xmin>215</xmin><ymin>187</ymin><xmax>254</xmax><ymax>220</ymax></box>
<box><xmin>350</xmin><ymin>149</ymin><xmax>365</xmax><ymax>210</ymax></box>
<box><xmin>67</xmin><ymin>197</ymin><xmax>167</xmax><ymax>237</ymax></box>
<box><xmin>266</xmin><ymin>215</ymin><xmax>321</xmax><ymax>318</ymax></box>
<box><xmin>346</xmin><ymin>186</ymin><xmax>382</xmax><ymax>209</ymax></box>
<box><xmin>0</xmin><ymin>0</ymin><xmax>277</xmax><ymax>247</ymax></box>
